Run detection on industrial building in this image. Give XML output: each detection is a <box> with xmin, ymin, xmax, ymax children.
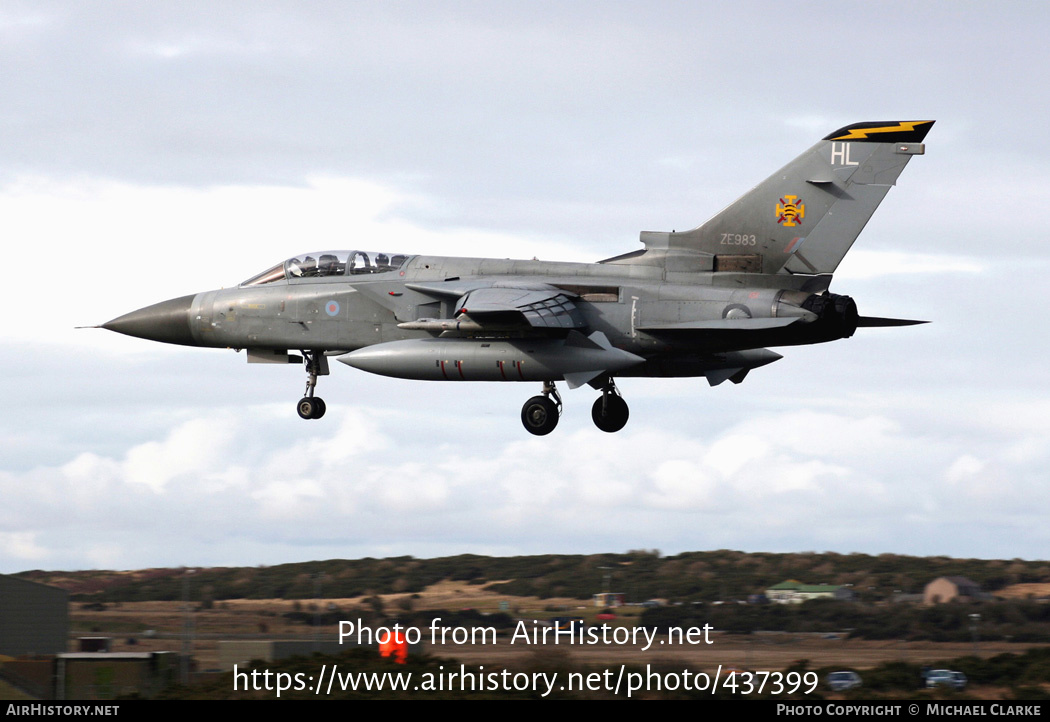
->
<box><xmin>0</xmin><ymin>575</ymin><xmax>68</xmax><ymax>656</ymax></box>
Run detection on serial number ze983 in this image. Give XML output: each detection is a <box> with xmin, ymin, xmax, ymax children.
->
<box><xmin>720</xmin><ymin>233</ymin><xmax>758</xmax><ymax>246</ymax></box>
<box><xmin>724</xmin><ymin>670</ymin><xmax>818</xmax><ymax>695</ymax></box>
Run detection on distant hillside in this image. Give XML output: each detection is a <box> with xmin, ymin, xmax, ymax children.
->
<box><xmin>14</xmin><ymin>550</ymin><xmax>1050</xmax><ymax>604</ymax></box>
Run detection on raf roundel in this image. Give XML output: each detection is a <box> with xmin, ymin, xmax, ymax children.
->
<box><xmin>325</xmin><ymin>300</ymin><xmax>340</xmax><ymax>317</ymax></box>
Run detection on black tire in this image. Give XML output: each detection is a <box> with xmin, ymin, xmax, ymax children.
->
<box><xmin>311</xmin><ymin>397</ymin><xmax>326</xmax><ymax>419</ymax></box>
<box><xmin>297</xmin><ymin>397</ymin><xmax>318</xmax><ymax>420</ymax></box>
<box><xmin>521</xmin><ymin>395</ymin><xmax>559</xmax><ymax>436</ymax></box>
<box><xmin>591</xmin><ymin>394</ymin><xmax>629</xmax><ymax>433</ymax></box>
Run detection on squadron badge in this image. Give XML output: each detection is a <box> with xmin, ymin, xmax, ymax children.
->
<box><xmin>776</xmin><ymin>195</ymin><xmax>805</xmax><ymax>227</ymax></box>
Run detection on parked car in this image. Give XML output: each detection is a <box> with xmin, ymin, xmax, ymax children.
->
<box><xmin>925</xmin><ymin>669</ymin><xmax>967</xmax><ymax>690</ymax></box>
<box><xmin>826</xmin><ymin>671</ymin><xmax>862</xmax><ymax>691</ymax></box>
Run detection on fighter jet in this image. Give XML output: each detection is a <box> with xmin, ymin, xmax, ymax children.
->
<box><xmin>101</xmin><ymin>120</ymin><xmax>932</xmax><ymax>435</ymax></box>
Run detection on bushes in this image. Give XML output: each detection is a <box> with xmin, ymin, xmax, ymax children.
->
<box><xmin>640</xmin><ymin>599</ymin><xmax>1050</xmax><ymax>643</ymax></box>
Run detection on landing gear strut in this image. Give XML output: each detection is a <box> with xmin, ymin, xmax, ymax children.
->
<box><xmin>296</xmin><ymin>350</ymin><xmax>329</xmax><ymax>420</ymax></box>
<box><xmin>521</xmin><ymin>381</ymin><xmax>562</xmax><ymax>436</ymax></box>
<box><xmin>591</xmin><ymin>378</ymin><xmax>629</xmax><ymax>433</ymax></box>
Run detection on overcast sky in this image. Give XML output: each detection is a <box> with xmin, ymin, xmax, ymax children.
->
<box><xmin>2</xmin><ymin>1</ymin><xmax>1048</xmax><ymax>574</ymax></box>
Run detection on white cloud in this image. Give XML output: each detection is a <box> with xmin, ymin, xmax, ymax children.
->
<box><xmin>0</xmin><ymin>532</ymin><xmax>48</xmax><ymax>561</ymax></box>
<box><xmin>251</xmin><ymin>478</ymin><xmax>327</xmax><ymax>521</ymax></box>
<box><xmin>946</xmin><ymin>454</ymin><xmax>985</xmax><ymax>484</ymax></box>
<box><xmin>122</xmin><ymin>416</ymin><xmax>235</xmax><ymax>493</ymax></box>
<box><xmin>4</xmin><ymin>391</ymin><xmax>1048</xmax><ymax>571</ymax></box>
<box><xmin>704</xmin><ymin>434</ymin><xmax>770</xmax><ymax>477</ymax></box>
<box><xmin>836</xmin><ymin>250</ymin><xmax>984</xmax><ymax>281</ymax></box>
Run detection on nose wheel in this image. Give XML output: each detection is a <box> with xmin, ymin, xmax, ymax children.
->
<box><xmin>521</xmin><ymin>381</ymin><xmax>562</xmax><ymax>436</ymax></box>
<box><xmin>591</xmin><ymin>379</ymin><xmax>629</xmax><ymax>433</ymax></box>
<box><xmin>297</xmin><ymin>350</ymin><xmax>329</xmax><ymax>420</ymax></box>
<box><xmin>297</xmin><ymin>396</ymin><xmax>326</xmax><ymax>419</ymax></box>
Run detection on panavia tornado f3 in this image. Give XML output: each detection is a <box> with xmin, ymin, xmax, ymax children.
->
<box><xmin>101</xmin><ymin>120</ymin><xmax>932</xmax><ymax>435</ymax></box>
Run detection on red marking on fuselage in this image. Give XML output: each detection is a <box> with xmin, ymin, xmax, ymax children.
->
<box><xmin>440</xmin><ymin>360</ymin><xmax>449</xmax><ymax>380</ymax></box>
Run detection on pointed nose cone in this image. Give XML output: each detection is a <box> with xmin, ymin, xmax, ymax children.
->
<box><xmin>103</xmin><ymin>294</ymin><xmax>198</xmax><ymax>346</ymax></box>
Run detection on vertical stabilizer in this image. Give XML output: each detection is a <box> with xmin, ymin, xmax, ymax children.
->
<box><xmin>643</xmin><ymin>121</ymin><xmax>934</xmax><ymax>276</ymax></box>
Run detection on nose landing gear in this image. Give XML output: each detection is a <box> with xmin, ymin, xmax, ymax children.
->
<box><xmin>297</xmin><ymin>396</ymin><xmax>326</xmax><ymax>420</ymax></box>
<box><xmin>296</xmin><ymin>350</ymin><xmax>329</xmax><ymax>420</ymax></box>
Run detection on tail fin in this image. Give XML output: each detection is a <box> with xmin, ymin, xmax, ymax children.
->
<box><xmin>641</xmin><ymin>121</ymin><xmax>934</xmax><ymax>276</ymax></box>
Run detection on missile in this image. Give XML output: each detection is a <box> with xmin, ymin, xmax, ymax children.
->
<box><xmin>338</xmin><ymin>331</ymin><xmax>644</xmax><ymax>388</ymax></box>
<box><xmin>397</xmin><ymin>317</ymin><xmax>499</xmax><ymax>333</ymax></box>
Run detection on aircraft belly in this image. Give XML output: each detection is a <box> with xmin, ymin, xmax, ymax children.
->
<box><xmin>619</xmin><ymin>349</ymin><xmax>782</xmax><ymax>379</ymax></box>
<box><xmin>268</xmin><ymin>319</ymin><xmax>381</xmax><ymax>351</ymax></box>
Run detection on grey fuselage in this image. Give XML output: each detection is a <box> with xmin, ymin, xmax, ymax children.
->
<box><xmin>170</xmin><ymin>253</ymin><xmax>835</xmax><ymax>380</ymax></box>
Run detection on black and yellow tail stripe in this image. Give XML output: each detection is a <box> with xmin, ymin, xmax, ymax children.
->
<box><xmin>823</xmin><ymin>120</ymin><xmax>934</xmax><ymax>143</ymax></box>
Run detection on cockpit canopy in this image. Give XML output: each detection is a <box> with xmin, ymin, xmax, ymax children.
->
<box><xmin>240</xmin><ymin>250</ymin><xmax>411</xmax><ymax>287</ymax></box>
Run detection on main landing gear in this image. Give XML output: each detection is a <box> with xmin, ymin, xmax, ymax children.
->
<box><xmin>519</xmin><ymin>378</ymin><xmax>631</xmax><ymax>435</ymax></box>
<box><xmin>296</xmin><ymin>350</ymin><xmax>329</xmax><ymax>420</ymax></box>
<box><xmin>591</xmin><ymin>379</ymin><xmax>629</xmax><ymax>433</ymax></box>
<box><xmin>521</xmin><ymin>381</ymin><xmax>562</xmax><ymax>436</ymax></box>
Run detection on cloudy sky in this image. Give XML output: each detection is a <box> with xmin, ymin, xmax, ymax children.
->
<box><xmin>2</xmin><ymin>1</ymin><xmax>1048</xmax><ymax>573</ymax></box>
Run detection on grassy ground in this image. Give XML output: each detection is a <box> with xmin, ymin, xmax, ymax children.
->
<box><xmin>69</xmin><ymin>580</ymin><xmax>1049</xmax><ymax>674</ymax></box>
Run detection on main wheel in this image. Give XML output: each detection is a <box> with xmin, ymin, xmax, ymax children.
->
<box><xmin>521</xmin><ymin>395</ymin><xmax>559</xmax><ymax>436</ymax></box>
<box><xmin>311</xmin><ymin>397</ymin><xmax>326</xmax><ymax>419</ymax></box>
<box><xmin>297</xmin><ymin>397</ymin><xmax>325</xmax><ymax>420</ymax></box>
<box><xmin>591</xmin><ymin>394</ymin><xmax>629</xmax><ymax>433</ymax></box>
